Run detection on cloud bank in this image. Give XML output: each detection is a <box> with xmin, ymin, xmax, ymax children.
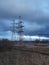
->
<box><xmin>0</xmin><ymin>0</ymin><xmax>49</xmax><ymax>39</ymax></box>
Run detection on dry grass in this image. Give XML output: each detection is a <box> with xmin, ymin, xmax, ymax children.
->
<box><xmin>0</xmin><ymin>41</ymin><xmax>49</xmax><ymax>65</ymax></box>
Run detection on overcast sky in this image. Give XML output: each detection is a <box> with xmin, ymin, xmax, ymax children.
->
<box><xmin>0</xmin><ymin>0</ymin><xmax>49</xmax><ymax>39</ymax></box>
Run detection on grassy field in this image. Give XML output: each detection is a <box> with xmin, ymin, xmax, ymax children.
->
<box><xmin>0</xmin><ymin>42</ymin><xmax>49</xmax><ymax>65</ymax></box>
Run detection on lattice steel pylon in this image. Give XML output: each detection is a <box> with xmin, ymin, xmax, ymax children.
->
<box><xmin>10</xmin><ymin>16</ymin><xmax>24</xmax><ymax>42</ymax></box>
<box><xmin>10</xmin><ymin>19</ymin><xmax>17</xmax><ymax>41</ymax></box>
<box><xmin>18</xmin><ymin>16</ymin><xmax>24</xmax><ymax>42</ymax></box>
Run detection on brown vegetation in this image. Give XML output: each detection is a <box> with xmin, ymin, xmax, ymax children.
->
<box><xmin>0</xmin><ymin>39</ymin><xmax>49</xmax><ymax>65</ymax></box>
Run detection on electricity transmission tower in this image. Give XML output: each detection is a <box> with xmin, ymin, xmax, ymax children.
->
<box><xmin>10</xmin><ymin>16</ymin><xmax>24</xmax><ymax>42</ymax></box>
<box><xmin>10</xmin><ymin>19</ymin><xmax>17</xmax><ymax>41</ymax></box>
<box><xmin>18</xmin><ymin>16</ymin><xmax>24</xmax><ymax>42</ymax></box>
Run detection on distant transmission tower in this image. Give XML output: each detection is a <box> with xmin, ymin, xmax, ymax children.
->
<box><xmin>10</xmin><ymin>16</ymin><xmax>24</xmax><ymax>42</ymax></box>
<box><xmin>18</xmin><ymin>16</ymin><xmax>24</xmax><ymax>41</ymax></box>
<box><xmin>10</xmin><ymin>19</ymin><xmax>17</xmax><ymax>41</ymax></box>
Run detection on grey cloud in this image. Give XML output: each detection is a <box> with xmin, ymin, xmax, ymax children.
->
<box><xmin>0</xmin><ymin>0</ymin><xmax>49</xmax><ymax>20</ymax></box>
<box><xmin>0</xmin><ymin>0</ymin><xmax>49</xmax><ymax>37</ymax></box>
